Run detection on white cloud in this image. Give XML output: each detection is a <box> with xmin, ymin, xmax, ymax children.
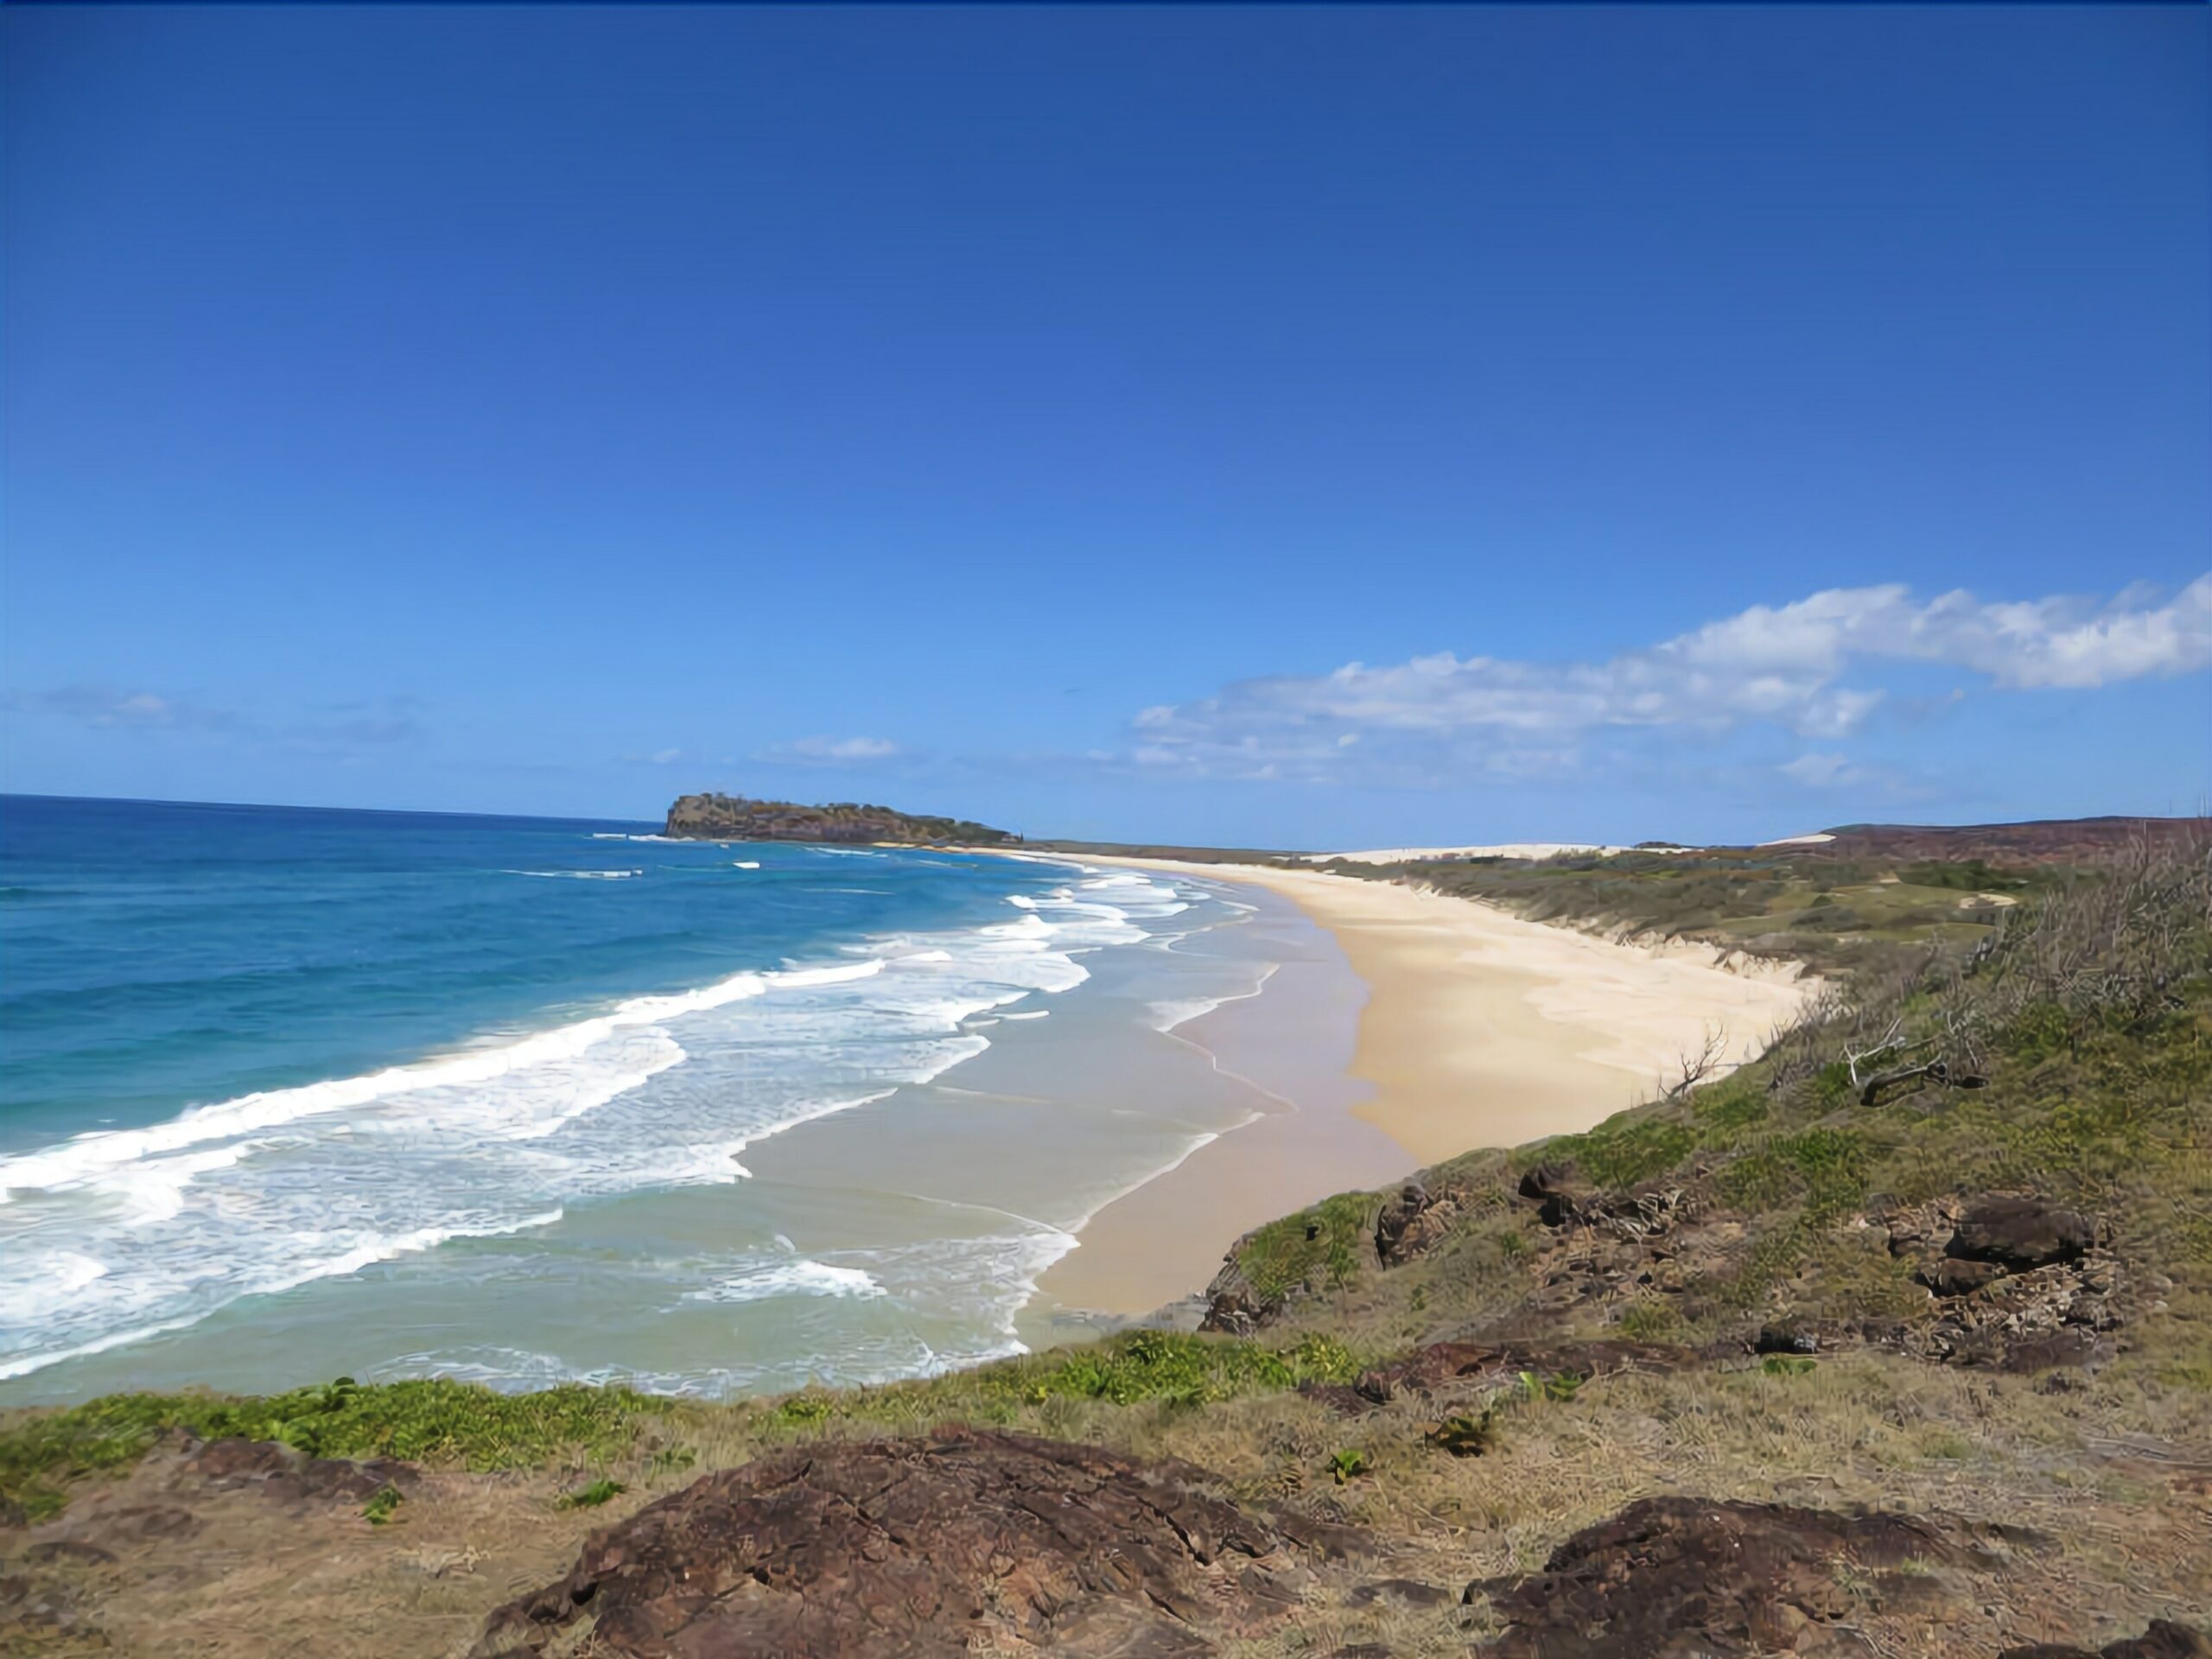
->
<box><xmin>787</xmin><ymin>735</ymin><xmax>899</xmax><ymax>762</ymax></box>
<box><xmin>1127</xmin><ymin>574</ymin><xmax>2211</xmax><ymax>781</ymax></box>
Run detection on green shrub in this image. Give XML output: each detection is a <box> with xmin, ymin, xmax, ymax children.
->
<box><xmin>361</xmin><ymin>1484</ymin><xmax>404</xmax><ymax>1525</ymax></box>
<box><xmin>1427</xmin><ymin>1409</ymin><xmax>1497</xmax><ymax>1458</ymax></box>
<box><xmin>556</xmin><ymin>1478</ymin><xmax>626</xmax><ymax>1510</ymax></box>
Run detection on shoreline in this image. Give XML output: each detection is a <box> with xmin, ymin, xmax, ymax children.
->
<box><xmin>1024</xmin><ymin>854</ymin><xmax>1821</xmax><ymax>1320</ymax></box>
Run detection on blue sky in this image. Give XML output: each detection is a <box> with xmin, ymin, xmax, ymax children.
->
<box><xmin>3</xmin><ymin>6</ymin><xmax>2206</xmax><ymax>848</ymax></box>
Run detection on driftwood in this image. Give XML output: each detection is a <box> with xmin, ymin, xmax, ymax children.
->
<box><xmin>1854</xmin><ymin>1056</ymin><xmax>1986</xmax><ymax>1109</ymax></box>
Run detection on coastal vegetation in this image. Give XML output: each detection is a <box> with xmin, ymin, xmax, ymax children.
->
<box><xmin>3</xmin><ymin>820</ymin><xmax>2207</xmax><ymax>1656</ymax></box>
<box><xmin>663</xmin><ymin>791</ymin><xmax>1018</xmax><ymax>845</ymax></box>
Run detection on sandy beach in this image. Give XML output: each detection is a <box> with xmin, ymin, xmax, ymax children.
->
<box><xmin>1032</xmin><ymin>855</ymin><xmax>1821</xmax><ymax>1319</ymax></box>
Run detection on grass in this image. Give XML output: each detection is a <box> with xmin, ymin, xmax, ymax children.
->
<box><xmin>0</xmin><ymin>1376</ymin><xmax>652</xmax><ymax>1523</ymax></box>
<box><xmin>0</xmin><ymin>1330</ymin><xmax>1371</xmax><ymax>1523</ymax></box>
<box><xmin>1232</xmin><ymin>1192</ymin><xmax>1377</xmax><ymax>1302</ymax></box>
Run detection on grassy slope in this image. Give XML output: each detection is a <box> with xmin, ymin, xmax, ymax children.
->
<box><xmin>5</xmin><ymin>832</ymin><xmax>2209</xmax><ymax>1652</ymax></box>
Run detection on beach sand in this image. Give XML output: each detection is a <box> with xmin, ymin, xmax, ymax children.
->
<box><xmin>1031</xmin><ymin>856</ymin><xmax>1820</xmax><ymax>1319</ymax></box>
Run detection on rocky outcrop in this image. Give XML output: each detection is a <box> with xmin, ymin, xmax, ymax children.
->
<box><xmin>664</xmin><ymin>792</ymin><xmax>1016</xmax><ymax>845</ymax></box>
<box><xmin>1876</xmin><ymin>1193</ymin><xmax>2124</xmax><ymax>1370</ymax></box>
<box><xmin>1469</xmin><ymin>1497</ymin><xmax>1991</xmax><ymax>1657</ymax></box>
<box><xmin>1373</xmin><ymin>1180</ymin><xmax>1442</xmax><ymax>1267</ymax></box>
<box><xmin>1948</xmin><ymin>1194</ymin><xmax>2100</xmax><ymax>1270</ymax></box>
<box><xmin>1309</xmin><ymin>1338</ymin><xmax>1691</xmax><ymax>1414</ymax></box>
<box><xmin>178</xmin><ymin>1437</ymin><xmax>416</xmax><ymax>1507</ymax></box>
<box><xmin>474</xmin><ymin>1427</ymin><xmax>1359</xmax><ymax>1658</ymax></box>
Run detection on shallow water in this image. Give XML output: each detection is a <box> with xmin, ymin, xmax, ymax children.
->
<box><xmin>0</xmin><ymin>796</ymin><xmax>1330</xmax><ymax>1402</ymax></box>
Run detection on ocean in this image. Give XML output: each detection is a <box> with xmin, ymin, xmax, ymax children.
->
<box><xmin>0</xmin><ymin>794</ymin><xmax>1335</xmax><ymax>1403</ymax></box>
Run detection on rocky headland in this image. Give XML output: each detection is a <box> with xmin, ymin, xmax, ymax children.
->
<box><xmin>662</xmin><ymin>791</ymin><xmax>1018</xmax><ymax>845</ymax></box>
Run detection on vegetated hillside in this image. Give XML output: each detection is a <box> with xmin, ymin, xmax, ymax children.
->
<box><xmin>4</xmin><ymin>834</ymin><xmax>2209</xmax><ymax>1658</ymax></box>
<box><xmin>1318</xmin><ymin>819</ymin><xmax>2211</xmax><ymax>981</ymax></box>
<box><xmin>663</xmin><ymin>791</ymin><xmax>1018</xmax><ymax>845</ymax></box>
<box><xmin>1809</xmin><ymin>817</ymin><xmax>2210</xmax><ymax>865</ymax></box>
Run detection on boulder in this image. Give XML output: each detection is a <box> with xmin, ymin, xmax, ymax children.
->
<box><xmin>474</xmin><ymin>1427</ymin><xmax>1360</xmax><ymax>1657</ymax></box>
<box><xmin>1948</xmin><ymin>1196</ymin><xmax>2097</xmax><ymax>1270</ymax></box>
<box><xmin>1470</xmin><ymin>1496</ymin><xmax>1969</xmax><ymax>1657</ymax></box>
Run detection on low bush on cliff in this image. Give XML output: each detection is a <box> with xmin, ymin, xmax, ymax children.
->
<box><xmin>0</xmin><ymin>1377</ymin><xmax>652</xmax><ymax>1522</ymax></box>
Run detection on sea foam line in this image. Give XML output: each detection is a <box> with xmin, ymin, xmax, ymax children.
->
<box><xmin>0</xmin><ymin>959</ymin><xmax>885</xmax><ymax>1201</ymax></box>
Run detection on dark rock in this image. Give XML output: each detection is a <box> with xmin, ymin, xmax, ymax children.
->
<box><xmin>183</xmin><ymin>1438</ymin><xmax>302</xmax><ymax>1484</ymax></box>
<box><xmin>1516</xmin><ymin>1162</ymin><xmax>1579</xmax><ymax>1204</ymax></box>
<box><xmin>1948</xmin><ymin>1195</ymin><xmax>2097</xmax><ymax>1270</ymax></box>
<box><xmin>1471</xmin><ymin>1496</ymin><xmax>1968</xmax><ymax>1657</ymax></box>
<box><xmin>1918</xmin><ymin>1257</ymin><xmax>2008</xmax><ymax>1297</ymax></box>
<box><xmin>1317</xmin><ymin>1339</ymin><xmax>1688</xmax><ymax>1414</ymax></box>
<box><xmin>1516</xmin><ymin>1162</ymin><xmax>1591</xmax><ymax>1228</ymax></box>
<box><xmin>95</xmin><ymin>1505</ymin><xmax>200</xmax><ymax>1542</ymax></box>
<box><xmin>2000</xmin><ymin>1622</ymin><xmax>2212</xmax><ymax>1659</ymax></box>
<box><xmin>1755</xmin><ymin>1323</ymin><xmax>1820</xmax><ymax>1355</ymax></box>
<box><xmin>474</xmin><ymin>1427</ymin><xmax>1357</xmax><ymax>1657</ymax></box>
<box><xmin>270</xmin><ymin>1456</ymin><xmax>414</xmax><ymax>1504</ymax></box>
<box><xmin>2105</xmin><ymin>1623</ymin><xmax>2212</xmax><ymax>1659</ymax></box>
<box><xmin>181</xmin><ymin>1437</ymin><xmax>415</xmax><ymax>1506</ymax></box>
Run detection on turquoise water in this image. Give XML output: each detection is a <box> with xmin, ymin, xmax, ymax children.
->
<box><xmin>0</xmin><ymin>795</ymin><xmax>1288</xmax><ymax>1400</ymax></box>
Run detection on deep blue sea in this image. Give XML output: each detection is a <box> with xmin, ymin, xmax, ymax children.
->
<box><xmin>0</xmin><ymin>794</ymin><xmax>1298</xmax><ymax>1399</ymax></box>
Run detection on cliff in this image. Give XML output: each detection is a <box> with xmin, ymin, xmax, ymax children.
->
<box><xmin>662</xmin><ymin>791</ymin><xmax>1018</xmax><ymax>846</ymax></box>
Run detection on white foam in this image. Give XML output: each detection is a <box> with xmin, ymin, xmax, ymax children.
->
<box><xmin>685</xmin><ymin>1259</ymin><xmax>885</xmax><ymax>1304</ymax></box>
<box><xmin>505</xmin><ymin>868</ymin><xmax>643</xmax><ymax>880</ymax></box>
<box><xmin>1147</xmin><ymin>961</ymin><xmax>1279</xmax><ymax>1033</ymax></box>
<box><xmin>732</xmin><ymin>860</ymin><xmax>760</xmax><ymax>869</ymax></box>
